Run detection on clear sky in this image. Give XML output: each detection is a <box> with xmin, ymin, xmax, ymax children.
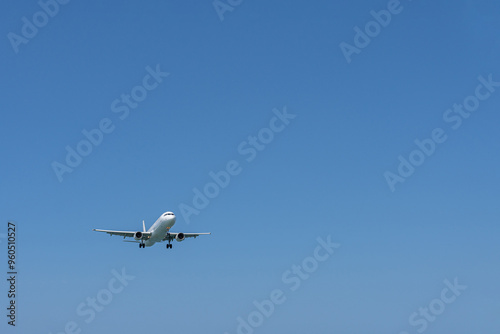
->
<box><xmin>1</xmin><ymin>0</ymin><xmax>500</xmax><ymax>333</ymax></box>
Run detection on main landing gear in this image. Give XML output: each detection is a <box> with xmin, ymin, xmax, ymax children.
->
<box><xmin>166</xmin><ymin>232</ymin><xmax>172</xmax><ymax>249</ymax></box>
<box><xmin>139</xmin><ymin>243</ymin><xmax>145</xmax><ymax>248</ymax></box>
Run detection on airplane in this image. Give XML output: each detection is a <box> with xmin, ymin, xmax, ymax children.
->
<box><xmin>93</xmin><ymin>211</ymin><xmax>210</xmax><ymax>249</ymax></box>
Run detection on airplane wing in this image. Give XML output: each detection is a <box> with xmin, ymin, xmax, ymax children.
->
<box><xmin>93</xmin><ymin>229</ymin><xmax>152</xmax><ymax>239</ymax></box>
<box><xmin>162</xmin><ymin>232</ymin><xmax>211</xmax><ymax>241</ymax></box>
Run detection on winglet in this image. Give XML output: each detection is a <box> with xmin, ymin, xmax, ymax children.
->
<box><xmin>142</xmin><ymin>220</ymin><xmax>146</xmax><ymax>233</ymax></box>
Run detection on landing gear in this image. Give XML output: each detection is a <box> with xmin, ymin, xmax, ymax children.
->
<box><xmin>139</xmin><ymin>243</ymin><xmax>145</xmax><ymax>248</ymax></box>
<box><xmin>166</xmin><ymin>232</ymin><xmax>172</xmax><ymax>249</ymax></box>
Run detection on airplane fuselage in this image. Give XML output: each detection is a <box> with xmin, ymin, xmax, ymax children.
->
<box><xmin>144</xmin><ymin>212</ymin><xmax>176</xmax><ymax>247</ymax></box>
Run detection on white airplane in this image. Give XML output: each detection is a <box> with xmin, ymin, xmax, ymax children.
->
<box><xmin>93</xmin><ymin>211</ymin><xmax>210</xmax><ymax>249</ymax></box>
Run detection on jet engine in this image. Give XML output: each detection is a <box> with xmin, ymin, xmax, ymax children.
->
<box><xmin>175</xmin><ymin>233</ymin><xmax>185</xmax><ymax>242</ymax></box>
<box><xmin>134</xmin><ymin>231</ymin><xmax>143</xmax><ymax>240</ymax></box>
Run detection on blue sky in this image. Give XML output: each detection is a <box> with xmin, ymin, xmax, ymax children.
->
<box><xmin>1</xmin><ymin>0</ymin><xmax>500</xmax><ymax>333</ymax></box>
